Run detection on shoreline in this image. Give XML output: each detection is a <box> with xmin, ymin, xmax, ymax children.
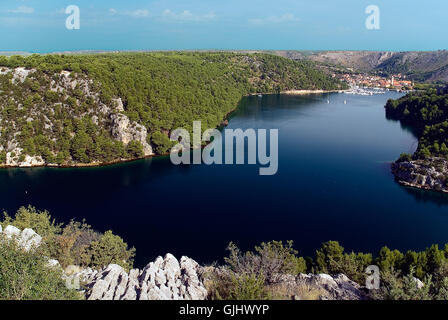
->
<box><xmin>281</xmin><ymin>89</ymin><xmax>344</xmax><ymax>95</ymax></box>
<box><xmin>0</xmin><ymin>89</ymin><xmax>341</xmax><ymax>170</ymax></box>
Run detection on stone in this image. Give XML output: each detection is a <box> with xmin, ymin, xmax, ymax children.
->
<box><xmin>47</xmin><ymin>259</ymin><xmax>61</xmax><ymax>268</ymax></box>
<box><xmin>4</xmin><ymin>225</ymin><xmax>20</xmax><ymax>239</ymax></box>
<box><xmin>294</xmin><ymin>273</ymin><xmax>366</xmax><ymax>300</ymax></box>
<box><xmin>392</xmin><ymin>157</ymin><xmax>448</xmax><ymax>193</ymax></box>
<box><xmin>65</xmin><ymin>265</ymin><xmax>83</xmax><ymax>275</ymax></box>
<box><xmin>110</xmin><ymin>113</ymin><xmax>154</xmax><ymax>156</ymax></box>
<box><xmin>81</xmin><ymin>254</ymin><xmax>208</xmax><ymax>300</ymax></box>
<box><xmin>19</xmin><ymin>228</ymin><xmax>42</xmax><ymax>251</ymax></box>
<box><xmin>413</xmin><ymin>277</ymin><xmax>425</xmax><ymax>290</ymax></box>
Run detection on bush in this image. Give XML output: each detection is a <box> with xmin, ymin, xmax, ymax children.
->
<box><xmin>0</xmin><ymin>236</ymin><xmax>81</xmax><ymax>300</ymax></box>
<box><xmin>151</xmin><ymin>131</ymin><xmax>174</xmax><ymax>154</ymax></box>
<box><xmin>371</xmin><ymin>268</ymin><xmax>433</xmax><ymax>300</ymax></box>
<box><xmin>126</xmin><ymin>140</ymin><xmax>144</xmax><ymax>158</ymax></box>
<box><xmin>315</xmin><ymin>241</ymin><xmax>372</xmax><ymax>284</ymax></box>
<box><xmin>84</xmin><ymin>230</ymin><xmax>135</xmax><ymax>271</ymax></box>
<box><xmin>1</xmin><ymin>206</ymin><xmax>135</xmax><ymax>271</ymax></box>
<box><xmin>224</xmin><ymin>241</ymin><xmax>307</xmax><ymax>284</ymax></box>
<box><xmin>208</xmin><ymin>271</ymin><xmax>268</xmax><ymax>300</ymax></box>
<box><xmin>227</xmin><ymin>274</ymin><xmax>268</xmax><ymax>300</ymax></box>
<box><xmin>397</xmin><ymin>153</ymin><xmax>413</xmax><ymax>163</ymax></box>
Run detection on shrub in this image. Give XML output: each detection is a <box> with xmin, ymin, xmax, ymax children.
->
<box><xmin>0</xmin><ymin>235</ymin><xmax>81</xmax><ymax>300</ymax></box>
<box><xmin>224</xmin><ymin>241</ymin><xmax>307</xmax><ymax>284</ymax></box>
<box><xmin>84</xmin><ymin>230</ymin><xmax>135</xmax><ymax>271</ymax></box>
<box><xmin>397</xmin><ymin>153</ymin><xmax>413</xmax><ymax>163</ymax></box>
<box><xmin>227</xmin><ymin>274</ymin><xmax>268</xmax><ymax>300</ymax></box>
<box><xmin>1</xmin><ymin>206</ymin><xmax>135</xmax><ymax>271</ymax></box>
<box><xmin>315</xmin><ymin>241</ymin><xmax>372</xmax><ymax>284</ymax></box>
<box><xmin>371</xmin><ymin>268</ymin><xmax>433</xmax><ymax>300</ymax></box>
<box><xmin>209</xmin><ymin>271</ymin><xmax>268</xmax><ymax>300</ymax></box>
<box><xmin>126</xmin><ymin>140</ymin><xmax>144</xmax><ymax>158</ymax></box>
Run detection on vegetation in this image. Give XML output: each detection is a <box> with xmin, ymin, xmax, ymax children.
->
<box><xmin>1</xmin><ymin>206</ymin><xmax>135</xmax><ymax>271</ymax></box>
<box><xmin>0</xmin><ymin>235</ymin><xmax>81</xmax><ymax>300</ymax></box>
<box><xmin>5</xmin><ymin>205</ymin><xmax>448</xmax><ymax>300</ymax></box>
<box><xmin>207</xmin><ymin>239</ymin><xmax>448</xmax><ymax>300</ymax></box>
<box><xmin>385</xmin><ymin>86</ymin><xmax>448</xmax><ymax>159</ymax></box>
<box><xmin>0</xmin><ymin>52</ymin><xmax>345</xmax><ymax>166</ymax></box>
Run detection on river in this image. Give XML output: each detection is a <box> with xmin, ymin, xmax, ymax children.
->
<box><xmin>1</xmin><ymin>92</ymin><xmax>448</xmax><ymax>267</ymax></box>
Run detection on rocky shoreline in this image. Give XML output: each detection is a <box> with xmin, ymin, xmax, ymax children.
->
<box><xmin>391</xmin><ymin>157</ymin><xmax>448</xmax><ymax>193</ymax></box>
<box><xmin>0</xmin><ymin>225</ymin><xmax>367</xmax><ymax>300</ymax></box>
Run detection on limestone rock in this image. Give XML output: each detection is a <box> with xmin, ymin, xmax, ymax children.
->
<box><xmin>0</xmin><ymin>225</ymin><xmax>42</xmax><ymax>251</ymax></box>
<box><xmin>80</xmin><ymin>254</ymin><xmax>207</xmax><ymax>300</ymax></box>
<box><xmin>110</xmin><ymin>113</ymin><xmax>154</xmax><ymax>156</ymax></box>
<box><xmin>19</xmin><ymin>228</ymin><xmax>42</xmax><ymax>251</ymax></box>
<box><xmin>392</xmin><ymin>157</ymin><xmax>448</xmax><ymax>193</ymax></box>
<box><xmin>4</xmin><ymin>225</ymin><xmax>20</xmax><ymax>239</ymax></box>
<box><xmin>294</xmin><ymin>273</ymin><xmax>367</xmax><ymax>300</ymax></box>
<box><xmin>413</xmin><ymin>277</ymin><xmax>425</xmax><ymax>290</ymax></box>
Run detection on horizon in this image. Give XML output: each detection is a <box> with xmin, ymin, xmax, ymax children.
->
<box><xmin>1</xmin><ymin>49</ymin><xmax>448</xmax><ymax>56</ymax></box>
<box><xmin>0</xmin><ymin>0</ymin><xmax>446</xmax><ymax>53</ymax></box>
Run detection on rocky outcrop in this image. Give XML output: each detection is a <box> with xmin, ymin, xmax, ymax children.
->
<box><xmin>298</xmin><ymin>273</ymin><xmax>367</xmax><ymax>300</ymax></box>
<box><xmin>391</xmin><ymin>157</ymin><xmax>448</xmax><ymax>193</ymax></box>
<box><xmin>0</xmin><ymin>225</ymin><xmax>42</xmax><ymax>251</ymax></box>
<box><xmin>269</xmin><ymin>273</ymin><xmax>367</xmax><ymax>300</ymax></box>
<box><xmin>110</xmin><ymin>113</ymin><xmax>153</xmax><ymax>156</ymax></box>
<box><xmin>76</xmin><ymin>254</ymin><xmax>207</xmax><ymax>300</ymax></box>
<box><xmin>0</xmin><ymin>225</ymin><xmax>369</xmax><ymax>300</ymax></box>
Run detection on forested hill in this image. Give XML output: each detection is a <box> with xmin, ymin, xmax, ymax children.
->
<box><xmin>385</xmin><ymin>86</ymin><xmax>448</xmax><ymax>159</ymax></box>
<box><xmin>0</xmin><ymin>52</ymin><xmax>344</xmax><ymax>167</ymax></box>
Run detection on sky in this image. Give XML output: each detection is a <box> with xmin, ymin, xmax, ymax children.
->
<box><xmin>0</xmin><ymin>0</ymin><xmax>446</xmax><ymax>53</ymax></box>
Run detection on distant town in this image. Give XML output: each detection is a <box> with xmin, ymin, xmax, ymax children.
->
<box><xmin>336</xmin><ymin>72</ymin><xmax>414</xmax><ymax>91</ymax></box>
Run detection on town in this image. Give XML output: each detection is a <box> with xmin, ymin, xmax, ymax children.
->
<box><xmin>337</xmin><ymin>72</ymin><xmax>414</xmax><ymax>91</ymax></box>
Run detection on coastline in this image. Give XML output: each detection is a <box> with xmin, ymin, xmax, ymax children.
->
<box><xmin>281</xmin><ymin>89</ymin><xmax>344</xmax><ymax>95</ymax></box>
<box><xmin>0</xmin><ymin>89</ymin><xmax>340</xmax><ymax>170</ymax></box>
<box><xmin>391</xmin><ymin>157</ymin><xmax>448</xmax><ymax>194</ymax></box>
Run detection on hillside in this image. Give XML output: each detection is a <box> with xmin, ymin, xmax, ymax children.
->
<box><xmin>273</xmin><ymin>50</ymin><xmax>448</xmax><ymax>83</ymax></box>
<box><xmin>385</xmin><ymin>87</ymin><xmax>448</xmax><ymax>192</ymax></box>
<box><xmin>0</xmin><ymin>52</ymin><xmax>344</xmax><ymax>167</ymax></box>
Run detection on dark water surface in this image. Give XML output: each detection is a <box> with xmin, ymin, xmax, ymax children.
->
<box><xmin>2</xmin><ymin>92</ymin><xmax>448</xmax><ymax>267</ymax></box>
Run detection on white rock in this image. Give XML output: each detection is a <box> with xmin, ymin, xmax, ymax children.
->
<box><xmin>413</xmin><ymin>277</ymin><xmax>424</xmax><ymax>290</ymax></box>
<box><xmin>83</xmin><ymin>254</ymin><xmax>207</xmax><ymax>301</ymax></box>
<box><xmin>4</xmin><ymin>225</ymin><xmax>20</xmax><ymax>239</ymax></box>
<box><xmin>111</xmin><ymin>113</ymin><xmax>154</xmax><ymax>156</ymax></box>
<box><xmin>19</xmin><ymin>228</ymin><xmax>42</xmax><ymax>250</ymax></box>
<box><xmin>47</xmin><ymin>259</ymin><xmax>61</xmax><ymax>268</ymax></box>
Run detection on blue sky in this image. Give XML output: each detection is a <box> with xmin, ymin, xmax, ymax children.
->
<box><xmin>0</xmin><ymin>0</ymin><xmax>446</xmax><ymax>53</ymax></box>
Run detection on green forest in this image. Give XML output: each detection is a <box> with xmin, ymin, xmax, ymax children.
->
<box><xmin>0</xmin><ymin>52</ymin><xmax>345</xmax><ymax>166</ymax></box>
<box><xmin>385</xmin><ymin>86</ymin><xmax>448</xmax><ymax>159</ymax></box>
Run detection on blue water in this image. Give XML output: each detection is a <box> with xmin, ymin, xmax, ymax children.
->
<box><xmin>1</xmin><ymin>92</ymin><xmax>448</xmax><ymax>267</ymax></box>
